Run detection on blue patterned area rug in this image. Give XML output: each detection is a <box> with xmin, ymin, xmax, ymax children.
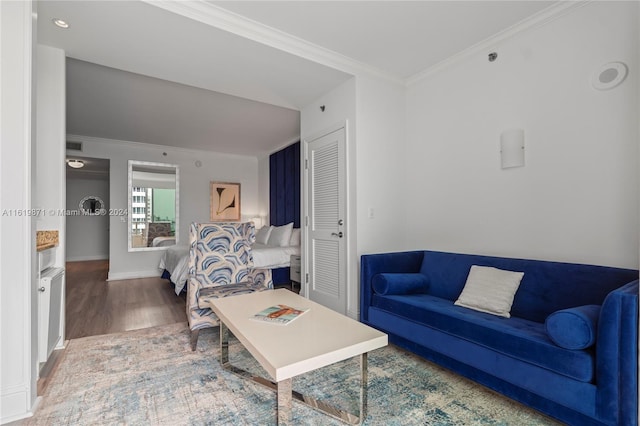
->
<box><xmin>27</xmin><ymin>322</ymin><xmax>560</xmax><ymax>425</ymax></box>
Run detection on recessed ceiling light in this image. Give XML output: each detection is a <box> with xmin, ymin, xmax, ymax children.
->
<box><xmin>67</xmin><ymin>160</ymin><xmax>84</xmax><ymax>169</ymax></box>
<box><xmin>592</xmin><ymin>62</ymin><xmax>627</xmax><ymax>91</ymax></box>
<box><xmin>52</xmin><ymin>18</ymin><xmax>69</xmax><ymax>29</ymax></box>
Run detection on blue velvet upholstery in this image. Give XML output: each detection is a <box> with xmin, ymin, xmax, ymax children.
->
<box><xmin>361</xmin><ymin>250</ymin><xmax>638</xmax><ymax>426</ymax></box>
<box><xmin>269</xmin><ymin>141</ymin><xmax>300</xmax><ymax>228</ymax></box>
<box><xmin>372</xmin><ymin>273</ymin><xmax>429</xmax><ymax>295</ymax></box>
<box><xmin>269</xmin><ymin>141</ymin><xmax>300</xmax><ymax>286</ymax></box>
<box><xmin>373</xmin><ymin>294</ymin><xmax>594</xmax><ymax>382</ymax></box>
<box><xmin>545</xmin><ymin>305</ymin><xmax>600</xmax><ymax>350</ymax></box>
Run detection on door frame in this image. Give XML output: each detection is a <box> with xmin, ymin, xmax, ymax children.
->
<box><xmin>301</xmin><ymin>120</ymin><xmax>350</xmax><ymax>311</ymax></box>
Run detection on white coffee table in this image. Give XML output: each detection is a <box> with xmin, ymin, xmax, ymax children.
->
<box><xmin>206</xmin><ymin>288</ymin><xmax>388</xmax><ymax>425</ymax></box>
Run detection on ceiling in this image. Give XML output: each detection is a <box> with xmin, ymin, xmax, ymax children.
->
<box><xmin>212</xmin><ymin>1</ymin><xmax>555</xmax><ymax>80</ymax></box>
<box><xmin>38</xmin><ymin>0</ymin><xmax>557</xmax><ymax>157</ymax></box>
<box><xmin>65</xmin><ymin>58</ymin><xmax>301</xmax><ymax>157</ymax></box>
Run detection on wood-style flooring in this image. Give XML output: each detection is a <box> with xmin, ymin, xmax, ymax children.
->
<box><xmin>35</xmin><ymin>260</ymin><xmax>185</xmax><ymax>398</ymax></box>
<box><xmin>65</xmin><ymin>260</ymin><xmax>187</xmax><ymax>339</ymax></box>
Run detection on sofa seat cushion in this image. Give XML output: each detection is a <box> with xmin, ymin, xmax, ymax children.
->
<box><xmin>372</xmin><ymin>293</ymin><xmax>595</xmax><ymax>382</ymax></box>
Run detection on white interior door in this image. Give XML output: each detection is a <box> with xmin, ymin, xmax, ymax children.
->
<box><xmin>305</xmin><ymin>127</ymin><xmax>346</xmax><ymax>314</ymax></box>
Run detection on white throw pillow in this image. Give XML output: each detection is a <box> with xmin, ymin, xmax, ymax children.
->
<box><xmin>454</xmin><ymin>265</ymin><xmax>524</xmax><ymax>318</ymax></box>
<box><xmin>267</xmin><ymin>223</ymin><xmax>293</xmax><ymax>247</ymax></box>
<box><xmin>255</xmin><ymin>226</ymin><xmax>273</xmax><ymax>245</ymax></box>
<box><xmin>289</xmin><ymin>228</ymin><xmax>301</xmax><ymax>246</ymax></box>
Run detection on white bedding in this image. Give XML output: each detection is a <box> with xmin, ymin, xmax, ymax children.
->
<box><xmin>159</xmin><ymin>245</ymin><xmax>190</xmax><ymax>295</ymax></box>
<box><xmin>159</xmin><ymin>243</ymin><xmax>301</xmax><ymax>295</ymax></box>
<box><xmin>251</xmin><ymin>243</ymin><xmax>301</xmax><ymax>269</ymax></box>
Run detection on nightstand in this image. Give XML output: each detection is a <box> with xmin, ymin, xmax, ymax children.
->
<box><xmin>290</xmin><ymin>254</ymin><xmax>301</xmax><ymax>291</ymax></box>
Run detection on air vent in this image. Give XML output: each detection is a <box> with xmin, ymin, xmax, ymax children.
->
<box><xmin>66</xmin><ymin>141</ymin><xmax>83</xmax><ymax>151</ymax></box>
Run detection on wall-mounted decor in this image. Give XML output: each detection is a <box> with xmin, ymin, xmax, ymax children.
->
<box><xmin>210</xmin><ymin>181</ymin><xmax>241</xmax><ymax>221</ymax></box>
<box><xmin>128</xmin><ymin>160</ymin><xmax>179</xmax><ymax>251</ymax></box>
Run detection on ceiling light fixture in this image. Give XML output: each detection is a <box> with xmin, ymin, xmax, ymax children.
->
<box><xmin>67</xmin><ymin>160</ymin><xmax>84</xmax><ymax>169</ymax></box>
<box><xmin>52</xmin><ymin>18</ymin><xmax>69</xmax><ymax>29</ymax></box>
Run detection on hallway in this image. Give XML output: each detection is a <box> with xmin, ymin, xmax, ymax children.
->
<box><xmin>65</xmin><ymin>260</ymin><xmax>186</xmax><ymax>339</ymax></box>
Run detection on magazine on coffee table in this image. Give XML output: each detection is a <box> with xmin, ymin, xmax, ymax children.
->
<box><xmin>251</xmin><ymin>304</ymin><xmax>309</xmax><ymax>325</ymax></box>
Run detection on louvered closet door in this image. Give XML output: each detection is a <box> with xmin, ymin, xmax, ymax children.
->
<box><xmin>307</xmin><ymin>127</ymin><xmax>346</xmax><ymax>314</ymax></box>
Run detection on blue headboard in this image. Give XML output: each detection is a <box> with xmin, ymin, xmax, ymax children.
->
<box><xmin>269</xmin><ymin>141</ymin><xmax>300</xmax><ymax>228</ymax></box>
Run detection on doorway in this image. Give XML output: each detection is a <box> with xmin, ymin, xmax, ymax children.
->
<box><xmin>65</xmin><ymin>156</ymin><xmax>110</xmax><ymax>262</ymax></box>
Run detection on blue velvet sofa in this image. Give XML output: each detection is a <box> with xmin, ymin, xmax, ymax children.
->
<box><xmin>360</xmin><ymin>250</ymin><xmax>638</xmax><ymax>426</ymax></box>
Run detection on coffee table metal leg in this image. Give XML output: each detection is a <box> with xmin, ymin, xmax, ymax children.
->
<box><xmin>218</xmin><ymin>327</ymin><xmax>369</xmax><ymax>425</ymax></box>
<box><xmin>277</xmin><ymin>378</ymin><xmax>293</xmax><ymax>425</ymax></box>
<box><xmin>220</xmin><ymin>323</ymin><xmax>229</xmax><ymax>365</ymax></box>
<box><xmin>360</xmin><ymin>353</ymin><xmax>368</xmax><ymax>421</ymax></box>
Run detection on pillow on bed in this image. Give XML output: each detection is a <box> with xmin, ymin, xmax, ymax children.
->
<box><xmin>267</xmin><ymin>223</ymin><xmax>293</xmax><ymax>247</ymax></box>
<box><xmin>289</xmin><ymin>228</ymin><xmax>301</xmax><ymax>246</ymax></box>
<box><xmin>255</xmin><ymin>226</ymin><xmax>273</xmax><ymax>245</ymax></box>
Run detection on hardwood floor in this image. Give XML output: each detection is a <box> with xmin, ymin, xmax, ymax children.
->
<box><xmin>65</xmin><ymin>260</ymin><xmax>186</xmax><ymax>339</ymax></box>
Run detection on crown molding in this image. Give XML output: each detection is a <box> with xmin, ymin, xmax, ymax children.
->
<box><xmin>143</xmin><ymin>0</ymin><xmax>403</xmax><ymax>86</ymax></box>
<box><xmin>406</xmin><ymin>0</ymin><xmax>591</xmax><ymax>86</ymax></box>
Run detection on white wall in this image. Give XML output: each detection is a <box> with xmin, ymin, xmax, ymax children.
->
<box><xmin>353</xmin><ymin>75</ymin><xmax>406</xmax><ymax>318</ymax></box>
<box><xmin>35</xmin><ymin>45</ymin><xmax>66</xmax><ymax>267</ymax></box>
<box><xmin>68</xmin><ymin>136</ymin><xmax>261</xmax><ymax>280</ymax></box>
<box><xmin>257</xmin><ymin>154</ymin><xmax>270</xmax><ymax>225</ymax></box>
<box><xmin>0</xmin><ymin>1</ymin><xmax>38</xmax><ymax>422</ymax></box>
<box><xmin>300</xmin><ymin>75</ymin><xmax>406</xmax><ymax>318</ymax></box>
<box><xmin>66</xmin><ymin>177</ymin><xmax>110</xmax><ymax>261</ymax></box>
<box><xmin>355</xmin><ymin>75</ymin><xmax>407</xmax><ymax>255</ymax></box>
<box><xmin>404</xmin><ymin>1</ymin><xmax>639</xmax><ymax>269</ymax></box>
<box><xmin>301</xmin><ymin>77</ymin><xmax>357</xmax><ymax>313</ymax></box>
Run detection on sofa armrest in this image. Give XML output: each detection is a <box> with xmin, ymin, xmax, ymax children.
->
<box><xmin>360</xmin><ymin>251</ymin><xmax>425</xmax><ymax>322</ymax></box>
<box><xmin>595</xmin><ymin>279</ymin><xmax>638</xmax><ymax>425</ymax></box>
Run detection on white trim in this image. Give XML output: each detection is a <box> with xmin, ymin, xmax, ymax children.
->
<box><xmin>406</xmin><ymin>1</ymin><xmax>589</xmax><ymax>86</ymax></box>
<box><xmin>107</xmin><ymin>270</ymin><xmax>163</xmax><ymax>281</ymax></box>
<box><xmin>143</xmin><ymin>0</ymin><xmax>399</xmax><ymax>85</ymax></box>
<box><xmin>66</xmin><ymin>134</ymin><xmax>259</xmax><ymax>161</ymax></box>
<box><xmin>302</xmin><ymin>120</ymin><xmax>347</xmax><ymax>146</ymax></box>
<box><xmin>0</xmin><ymin>1</ymin><xmax>36</xmax><ymax>422</ymax></box>
<box><xmin>25</xmin><ymin>0</ymin><xmax>36</xmax><ymax>414</ymax></box>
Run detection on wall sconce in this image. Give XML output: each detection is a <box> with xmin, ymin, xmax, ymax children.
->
<box><xmin>250</xmin><ymin>216</ymin><xmax>263</xmax><ymax>229</ymax></box>
<box><xmin>500</xmin><ymin>129</ymin><xmax>525</xmax><ymax>169</ymax></box>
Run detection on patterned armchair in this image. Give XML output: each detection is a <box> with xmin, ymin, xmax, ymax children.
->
<box><xmin>187</xmin><ymin>222</ymin><xmax>273</xmax><ymax>350</ymax></box>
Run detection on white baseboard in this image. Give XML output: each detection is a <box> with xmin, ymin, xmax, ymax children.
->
<box><xmin>107</xmin><ymin>270</ymin><xmax>162</xmax><ymax>281</ymax></box>
<box><xmin>66</xmin><ymin>254</ymin><xmax>109</xmax><ymax>262</ymax></box>
<box><xmin>0</xmin><ymin>388</ymin><xmax>36</xmax><ymax>424</ymax></box>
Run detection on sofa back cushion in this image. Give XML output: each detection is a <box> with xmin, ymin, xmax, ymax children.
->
<box><xmin>419</xmin><ymin>251</ymin><xmax>637</xmax><ymax>323</ymax></box>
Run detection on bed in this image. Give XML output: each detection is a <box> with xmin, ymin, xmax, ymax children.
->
<box><xmin>159</xmin><ymin>226</ymin><xmax>301</xmax><ymax>295</ymax></box>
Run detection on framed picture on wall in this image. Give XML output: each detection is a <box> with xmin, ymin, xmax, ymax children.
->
<box><xmin>210</xmin><ymin>181</ymin><xmax>241</xmax><ymax>221</ymax></box>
